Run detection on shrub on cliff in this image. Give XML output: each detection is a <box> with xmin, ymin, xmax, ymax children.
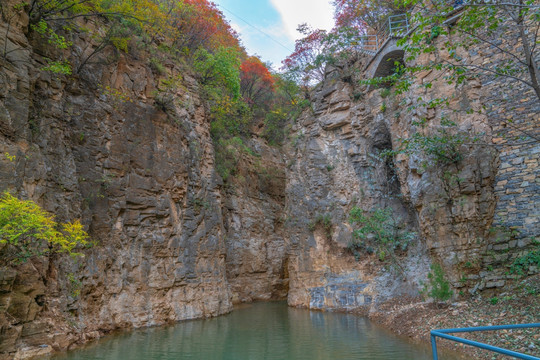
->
<box><xmin>348</xmin><ymin>207</ymin><xmax>416</xmax><ymax>275</ymax></box>
<box><xmin>0</xmin><ymin>192</ymin><xmax>90</xmax><ymax>265</ymax></box>
<box><xmin>422</xmin><ymin>263</ymin><xmax>453</xmax><ymax>302</ymax></box>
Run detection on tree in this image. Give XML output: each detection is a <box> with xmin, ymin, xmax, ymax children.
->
<box><xmin>192</xmin><ymin>46</ymin><xmax>242</xmax><ymax>99</ymax></box>
<box><xmin>333</xmin><ymin>0</ymin><xmax>402</xmax><ymax>32</ymax></box>
<box><xmin>240</xmin><ymin>56</ymin><xmax>275</xmax><ymax>109</ymax></box>
<box><xmin>397</xmin><ymin>0</ymin><xmax>540</xmax><ymax>102</ymax></box>
<box><xmin>170</xmin><ymin>0</ymin><xmax>242</xmax><ymax>56</ymax></box>
<box><xmin>423</xmin><ymin>263</ymin><xmax>453</xmax><ymax>302</ymax></box>
<box><xmin>0</xmin><ymin>192</ymin><xmax>90</xmax><ymax>265</ymax></box>
<box><xmin>282</xmin><ymin>24</ymin><xmax>331</xmax><ymax>86</ymax></box>
<box><xmin>282</xmin><ymin>23</ymin><xmax>363</xmax><ymax>88</ymax></box>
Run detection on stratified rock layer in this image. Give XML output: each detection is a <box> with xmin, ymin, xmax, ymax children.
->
<box><xmin>0</xmin><ymin>5</ymin><xmax>287</xmax><ymax>358</ymax></box>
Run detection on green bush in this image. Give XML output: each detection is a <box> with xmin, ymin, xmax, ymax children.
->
<box><xmin>263</xmin><ymin>110</ymin><xmax>288</xmax><ymax>146</ymax></box>
<box><xmin>423</xmin><ymin>263</ymin><xmax>453</xmax><ymax>302</ymax></box>
<box><xmin>309</xmin><ymin>214</ymin><xmax>333</xmax><ymax>238</ymax></box>
<box><xmin>192</xmin><ymin>47</ymin><xmax>241</xmax><ymax>100</ymax></box>
<box><xmin>0</xmin><ymin>192</ymin><xmax>90</xmax><ymax>265</ymax></box>
<box><xmin>510</xmin><ymin>248</ymin><xmax>540</xmax><ymax>276</ymax></box>
<box><xmin>214</xmin><ymin>137</ymin><xmax>256</xmax><ymax>182</ymax></box>
<box><xmin>348</xmin><ymin>207</ymin><xmax>415</xmax><ymax>259</ymax></box>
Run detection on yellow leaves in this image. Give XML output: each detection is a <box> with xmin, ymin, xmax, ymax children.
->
<box><xmin>110</xmin><ymin>36</ymin><xmax>129</xmax><ymax>52</ymax></box>
<box><xmin>4</xmin><ymin>153</ymin><xmax>16</xmax><ymax>162</ymax></box>
<box><xmin>0</xmin><ymin>192</ymin><xmax>91</xmax><ymax>264</ymax></box>
<box><xmin>100</xmin><ymin>85</ymin><xmax>133</xmax><ymax>106</ymax></box>
<box><xmin>61</xmin><ymin>220</ymin><xmax>90</xmax><ymax>254</ymax></box>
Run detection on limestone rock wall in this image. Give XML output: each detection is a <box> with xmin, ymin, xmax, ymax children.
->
<box><xmin>222</xmin><ymin>139</ymin><xmax>288</xmax><ymax>303</ymax></box>
<box><xmin>285</xmin><ymin>27</ymin><xmax>539</xmax><ymax>309</ymax></box>
<box><xmin>285</xmin><ymin>71</ymin><xmax>432</xmax><ymax>311</ymax></box>
<box><xmin>0</xmin><ymin>5</ymin><xmax>286</xmax><ymax>358</ymax></box>
<box><xmin>0</xmin><ymin>1</ymin><xmax>538</xmax><ymax>357</ymax></box>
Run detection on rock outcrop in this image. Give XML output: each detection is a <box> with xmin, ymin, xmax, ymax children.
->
<box><xmin>285</xmin><ymin>26</ymin><xmax>538</xmax><ymax>310</ymax></box>
<box><xmin>0</xmin><ymin>4</ymin><xmax>287</xmax><ymax>358</ymax></box>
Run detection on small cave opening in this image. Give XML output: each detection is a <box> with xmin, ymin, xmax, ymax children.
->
<box><xmin>372</xmin><ymin>124</ymin><xmax>402</xmax><ymax>197</ymax></box>
<box><xmin>35</xmin><ymin>294</ymin><xmax>45</xmax><ymax>307</ymax></box>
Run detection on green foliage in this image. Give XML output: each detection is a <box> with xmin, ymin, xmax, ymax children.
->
<box><xmin>210</xmin><ymin>97</ymin><xmax>252</xmax><ymax>140</ymax></box>
<box><xmin>380</xmin><ymin>88</ymin><xmax>391</xmax><ymax>98</ymax></box>
<box><xmin>490</xmin><ymin>225</ymin><xmax>520</xmax><ymax>243</ymax></box>
<box><xmin>510</xmin><ymin>249</ymin><xmax>540</xmax><ymax>276</ymax></box>
<box><xmin>214</xmin><ymin>137</ymin><xmax>255</xmax><ymax>182</ymax></box>
<box><xmin>393</xmin><ymin>0</ymin><xmax>540</xmax><ymax>101</ymax></box>
<box><xmin>423</xmin><ymin>263</ymin><xmax>453</xmax><ymax>302</ymax></box>
<box><xmin>31</xmin><ymin>20</ymin><xmax>72</xmax><ymax>49</ymax></box>
<box><xmin>42</xmin><ymin>59</ymin><xmax>72</xmax><ymax>75</ymax></box>
<box><xmin>149</xmin><ymin>57</ymin><xmax>166</xmax><ymax>75</ymax></box>
<box><xmin>263</xmin><ymin>109</ymin><xmax>289</xmax><ymax>146</ymax></box>
<box><xmin>0</xmin><ymin>192</ymin><xmax>90</xmax><ymax>265</ymax></box>
<box><xmin>348</xmin><ymin>207</ymin><xmax>415</xmax><ymax>265</ymax></box>
<box><xmin>193</xmin><ymin>47</ymin><xmax>241</xmax><ymax>100</ymax></box>
<box><xmin>490</xmin><ymin>297</ymin><xmax>499</xmax><ymax>305</ymax></box>
<box><xmin>67</xmin><ymin>272</ymin><xmax>82</xmax><ymax>298</ymax></box>
<box><xmin>404</xmin><ymin>127</ymin><xmax>465</xmax><ymax>166</ymax></box>
<box><xmin>383</xmin><ymin>120</ymin><xmax>467</xmax><ymax>169</ymax></box>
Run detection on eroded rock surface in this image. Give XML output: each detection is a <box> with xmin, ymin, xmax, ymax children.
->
<box><xmin>1</xmin><ymin>2</ymin><xmax>538</xmax><ymax>358</ymax></box>
<box><xmin>0</xmin><ymin>6</ymin><xmax>286</xmax><ymax>358</ymax></box>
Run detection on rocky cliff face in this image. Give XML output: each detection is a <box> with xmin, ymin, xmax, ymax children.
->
<box><xmin>1</xmin><ymin>2</ymin><xmax>538</xmax><ymax>358</ymax></box>
<box><xmin>222</xmin><ymin>139</ymin><xmax>288</xmax><ymax>304</ymax></box>
<box><xmin>285</xmin><ymin>33</ymin><xmax>538</xmax><ymax>310</ymax></box>
<box><xmin>0</xmin><ymin>4</ymin><xmax>286</xmax><ymax>358</ymax></box>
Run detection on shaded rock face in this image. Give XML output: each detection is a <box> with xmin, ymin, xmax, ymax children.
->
<box><xmin>222</xmin><ymin>139</ymin><xmax>288</xmax><ymax>303</ymax></box>
<box><xmin>1</xmin><ymin>2</ymin><xmax>538</xmax><ymax>358</ymax></box>
<box><xmin>0</xmin><ymin>7</ymin><xmax>287</xmax><ymax>358</ymax></box>
<box><xmin>285</xmin><ymin>72</ymin><xmax>428</xmax><ymax>311</ymax></box>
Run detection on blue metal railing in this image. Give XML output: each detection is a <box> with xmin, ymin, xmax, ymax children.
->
<box><xmin>431</xmin><ymin>323</ymin><xmax>540</xmax><ymax>360</ymax></box>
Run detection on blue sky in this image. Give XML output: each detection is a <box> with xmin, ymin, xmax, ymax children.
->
<box><xmin>212</xmin><ymin>0</ymin><xmax>335</xmax><ymax>69</ymax></box>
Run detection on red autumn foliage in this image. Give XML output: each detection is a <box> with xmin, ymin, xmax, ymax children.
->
<box><xmin>172</xmin><ymin>0</ymin><xmax>244</xmax><ymax>54</ymax></box>
<box><xmin>333</xmin><ymin>0</ymin><xmax>368</xmax><ymax>32</ymax></box>
<box><xmin>240</xmin><ymin>56</ymin><xmax>275</xmax><ymax>107</ymax></box>
<box><xmin>332</xmin><ymin>0</ymin><xmax>399</xmax><ymax>32</ymax></box>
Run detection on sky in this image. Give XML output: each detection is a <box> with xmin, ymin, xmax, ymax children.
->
<box><xmin>211</xmin><ymin>0</ymin><xmax>335</xmax><ymax>69</ymax></box>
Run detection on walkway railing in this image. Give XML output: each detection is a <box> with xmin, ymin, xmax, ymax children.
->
<box><xmin>353</xmin><ymin>14</ymin><xmax>410</xmax><ymax>55</ymax></box>
<box><xmin>431</xmin><ymin>323</ymin><xmax>540</xmax><ymax>360</ymax></box>
<box><xmin>353</xmin><ymin>1</ymin><xmax>469</xmax><ymax>56</ymax></box>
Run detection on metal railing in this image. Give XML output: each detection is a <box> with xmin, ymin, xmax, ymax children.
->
<box><xmin>353</xmin><ymin>14</ymin><xmax>410</xmax><ymax>55</ymax></box>
<box><xmin>351</xmin><ymin>35</ymin><xmax>380</xmax><ymax>54</ymax></box>
<box><xmin>388</xmin><ymin>14</ymin><xmax>410</xmax><ymax>37</ymax></box>
<box><xmin>431</xmin><ymin>323</ymin><xmax>540</xmax><ymax>360</ymax></box>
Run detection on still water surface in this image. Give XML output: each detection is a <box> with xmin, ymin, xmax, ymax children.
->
<box><xmin>50</xmin><ymin>302</ymin><xmax>456</xmax><ymax>360</ymax></box>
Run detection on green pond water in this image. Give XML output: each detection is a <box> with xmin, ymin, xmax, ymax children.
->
<box><xmin>49</xmin><ymin>302</ymin><xmax>459</xmax><ymax>360</ymax></box>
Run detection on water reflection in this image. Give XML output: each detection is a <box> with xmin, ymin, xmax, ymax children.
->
<box><xmin>50</xmin><ymin>302</ymin><xmax>457</xmax><ymax>360</ymax></box>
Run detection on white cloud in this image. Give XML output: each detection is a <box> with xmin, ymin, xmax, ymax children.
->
<box><xmin>269</xmin><ymin>0</ymin><xmax>335</xmax><ymax>40</ymax></box>
<box><xmin>231</xmin><ymin>21</ymin><xmax>294</xmax><ymax>68</ymax></box>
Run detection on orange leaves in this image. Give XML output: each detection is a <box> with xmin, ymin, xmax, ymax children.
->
<box><xmin>172</xmin><ymin>0</ymin><xmax>243</xmax><ymax>55</ymax></box>
<box><xmin>240</xmin><ymin>56</ymin><xmax>275</xmax><ymax>107</ymax></box>
<box><xmin>241</xmin><ymin>57</ymin><xmax>274</xmax><ymax>85</ymax></box>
